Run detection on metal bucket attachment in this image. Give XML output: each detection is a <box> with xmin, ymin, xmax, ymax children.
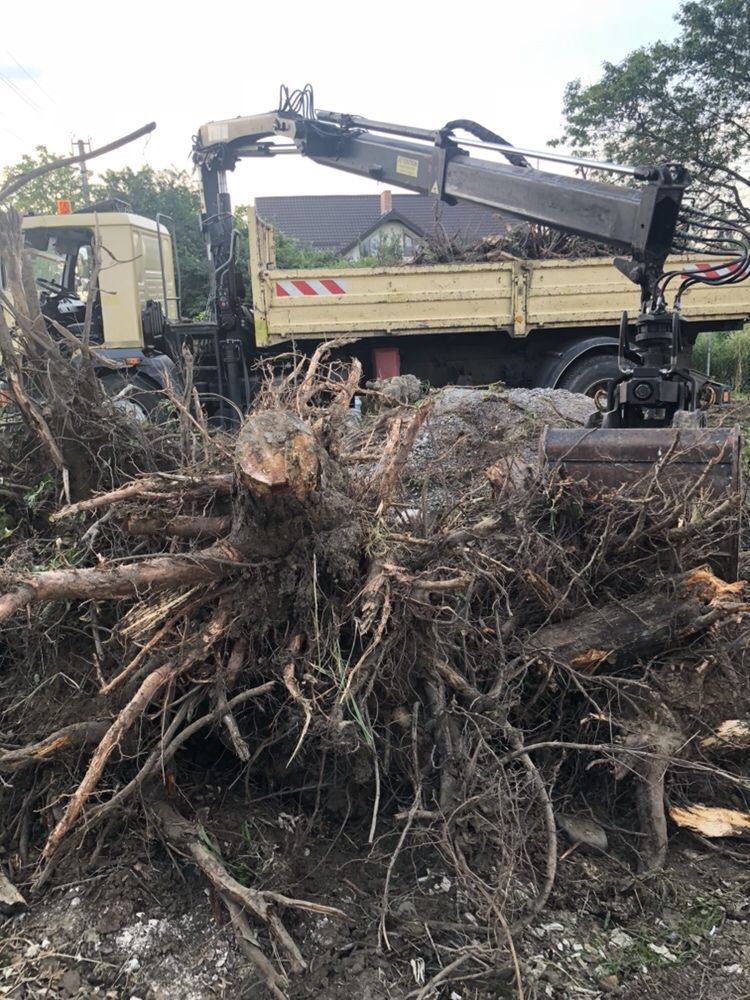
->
<box><xmin>541</xmin><ymin>425</ymin><xmax>742</xmax><ymax>580</ymax></box>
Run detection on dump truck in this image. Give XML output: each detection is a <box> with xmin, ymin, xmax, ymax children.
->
<box><xmin>10</xmin><ymin>200</ymin><xmax>750</xmax><ymax>422</ymax></box>
<box><xmin>247</xmin><ymin>209</ymin><xmax>750</xmax><ymax>398</ymax></box>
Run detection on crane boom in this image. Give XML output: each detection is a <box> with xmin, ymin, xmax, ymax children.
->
<box><xmin>192</xmin><ymin>90</ymin><xmax>748</xmax><ymax>433</ymax></box>
<box><xmin>194</xmin><ymin>106</ymin><xmax>688</xmax><ymax>309</ymax></box>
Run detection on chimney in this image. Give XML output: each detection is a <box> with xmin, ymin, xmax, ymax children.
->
<box><xmin>379</xmin><ymin>189</ymin><xmax>392</xmax><ymax>215</ymax></box>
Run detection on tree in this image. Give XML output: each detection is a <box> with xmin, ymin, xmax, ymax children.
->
<box><xmin>557</xmin><ymin>0</ymin><xmax>750</xmax><ymax>224</ymax></box>
<box><xmin>94</xmin><ymin>166</ymin><xmax>207</xmax><ymax>317</ymax></box>
<box><xmin>1</xmin><ymin>146</ymin><xmax>83</xmax><ymax>215</ymax></box>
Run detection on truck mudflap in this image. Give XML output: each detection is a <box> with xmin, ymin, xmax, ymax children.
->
<box><xmin>541</xmin><ymin>425</ymin><xmax>742</xmax><ymax>580</ymax></box>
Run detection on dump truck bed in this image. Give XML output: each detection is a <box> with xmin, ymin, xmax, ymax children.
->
<box><xmin>248</xmin><ymin>210</ymin><xmax>750</xmax><ymax>346</ymax></box>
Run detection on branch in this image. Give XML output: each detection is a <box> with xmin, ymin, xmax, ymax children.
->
<box><xmin>0</xmin><ymin>122</ymin><xmax>156</xmax><ymax>202</ymax></box>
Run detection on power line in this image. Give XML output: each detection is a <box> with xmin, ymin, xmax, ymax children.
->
<box><xmin>0</xmin><ymin>69</ymin><xmax>43</xmax><ymax>114</ymax></box>
<box><xmin>5</xmin><ymin>51</ymin><xmax>57</xmax><ymax>106</ymax></box>
<box><xmin>1</xmin><ymin>124</ymin><xmax>26</xmax><ymax>143</ymax></box>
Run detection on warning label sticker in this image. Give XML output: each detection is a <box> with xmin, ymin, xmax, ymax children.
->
<box><xmin>396</xmin><ymin>156</ymin><xmax>419</xmax><ymax>178</ymax></box>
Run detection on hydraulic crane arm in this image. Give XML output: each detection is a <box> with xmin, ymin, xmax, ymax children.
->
<box><xmin>194</xmin><ymin>104</ymin><xmax>688</xmax><ymax>307</ymax></box>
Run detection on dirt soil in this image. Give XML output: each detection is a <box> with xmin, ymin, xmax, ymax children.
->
<box><xmin>4</xmin><ymin>811</ymin><xmax>750</xmax><ymax>999</ymax></box>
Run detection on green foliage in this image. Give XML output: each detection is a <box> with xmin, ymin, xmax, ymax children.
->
<box><xmin>693</xmin><ymin>326</ymin><xmax>750</xmax><ymax>392</ymax></box>
<box><xmin>23</xmin><ymin>475</ymin><xmax>52</xmax><ymax>512</ymax></box>
<box><xmin>273</xmin><ymin>228</ymin><xmax>350</xmax><ymax>269</ymax></box>
<box><xmin>234</xmin><ymin>203</ymin><xmax>379</xmax><ymax>273</ymax></box>
<box><xmin>1</xmin><ymin>146</ymin><xmax>83</xmax><ymax>215</ymax></box>
<box><xmin>557</xmin><ymin>0</ymin><xmax>750</xmax><ymax>222</ymax></box>
<box><xmin>598</xmin><ymin>902</ymin><xmax>722</xmax><ymax>979</ymax></box>
<box><xmin>362</xmin><ymin>230</ymin><xmax>407</xmax><ymax>265</ymax></box>
<box><xmin>0</xmin><ymin>509</ymin><xmax>14</xmax><ymax>541</ymax></box>
<box><xmin>94</xmin><ymin>166</ymin><xmax>207</xmax><ymax>317</ymax></box>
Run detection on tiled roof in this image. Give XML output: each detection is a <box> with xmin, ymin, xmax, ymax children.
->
<box><xmin>254</xmin><ymin>194</ymin><xmax>514</xmax><ymax>252</ymax></box>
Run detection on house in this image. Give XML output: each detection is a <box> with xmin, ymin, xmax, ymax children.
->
<box><xmin>254</xmin><ymin>191</ymin><xmax>515</xmax><ymax>262</ymax></box>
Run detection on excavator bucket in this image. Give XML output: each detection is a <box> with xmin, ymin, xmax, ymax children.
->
<box><xmin>541</xmin><ymin>425</ymin><xmax>742</xmax><ymax>581</ymax></box>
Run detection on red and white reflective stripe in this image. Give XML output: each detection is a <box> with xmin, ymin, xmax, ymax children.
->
<box><xmin>275</xmin><ymin>278</ymin><xmax>347</xmax><ymax>297</ymax></box>
<box><xmin>679</xmin><ymin>260</ymin><xmax>742</xmax><ymax>280</ymax></box>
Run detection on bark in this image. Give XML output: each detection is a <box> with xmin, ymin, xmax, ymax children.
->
<box><xmin>0</xmin><ymin>542</ymin><xmax>244</xmax><ymax>622</ymax></box>
<box><xmin>526</xmin><ymin>569</ymin><xmax>745</xmax><ymax>670</ymax></box>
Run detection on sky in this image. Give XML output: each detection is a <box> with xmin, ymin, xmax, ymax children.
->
<box><xmin>1</xmin><ymin>0</ymin><xmax>681</xmax><ymax>206</ymax></box>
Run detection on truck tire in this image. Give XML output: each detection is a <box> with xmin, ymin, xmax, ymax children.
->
<box><xmin>99</xmin><ymin>371</ymin><xmax>168</xmax><ymax>423</ymax></box>
<box><xmin>557</xmin><ymin>353</ymin><xmax>621</xmax><ymax>407</ymax></box>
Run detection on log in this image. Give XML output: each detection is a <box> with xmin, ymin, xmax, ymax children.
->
<box><xmin>669</xmin><ymin>804</ymin><xmax>750</xmax><ymax>838</ymax></box>
<box><xmin>700</xmin><ymin>720</ymin><xmax>750</xmax><ymax>751</ymax></box>
<box><xmin>525</xmin><ymin>569</ymin><xmax>745</xmax><ymax>669</ymax></box>
<box><xmin>235</xmin><ymin>410</ymin><xmax>321</xmax><ymax>502</ymax></box>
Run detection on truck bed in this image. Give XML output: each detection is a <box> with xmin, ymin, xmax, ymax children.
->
<box><xmin>248</xmin><ymin>210</ymin><xmax>750</xmax><ymax>346</ymax></box>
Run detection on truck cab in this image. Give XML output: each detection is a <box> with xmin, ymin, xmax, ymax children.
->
<box><xmin>22</xmin><ymin>209</ymin><xmax>180</xmax><ymax>350</ymax></box>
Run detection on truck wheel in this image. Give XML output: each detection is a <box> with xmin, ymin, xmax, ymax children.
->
<box><xmin>99</xmin><ymin>371</ymin><xmax>168</xmax><ymax>423</ymax></box>
<box><xmin>557</xmin><ymin>353</ymin><xmax>620</xmax><ymax>408</ymax></box>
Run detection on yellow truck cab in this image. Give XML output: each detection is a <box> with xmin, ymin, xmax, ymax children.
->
<box><xmin>23</xmin><ymin>208</ymin><xmax>179</xmax><ymax>343</ymax></box>
<box><xmin>15</xmin><ymin>206</ymin><xmax>184</xmax><ymax>404</ymax></box>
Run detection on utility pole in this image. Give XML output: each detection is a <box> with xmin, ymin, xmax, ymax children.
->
<box><xmin>72</xmin><ymin>138</ymin><xmax>91</xmax><ymax>202</ymax></box>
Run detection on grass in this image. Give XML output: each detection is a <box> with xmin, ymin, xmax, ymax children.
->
<box><xmin>598</xmin><ymin>900</ymin><xmax>723</xmax><ymax>978</ymax></box>
<box><xmin>694</xmin><ymin>326</ymin><xmax>750</xmax><ymax>393</ymax></box>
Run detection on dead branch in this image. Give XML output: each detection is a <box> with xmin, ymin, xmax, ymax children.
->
<box><xmin>125</xmin><ymin>515</ymin><xmax>231</xmax><ymax>539</ymax></box>
<box><xmin>0</xmin><ymin>122</ymin><xmax>156</xmax><ymax>201</ymax></box>
<box><xmin>50</xmin><ymin>474</ymin><xmax>233</xmax><ymax>521</ymax></box>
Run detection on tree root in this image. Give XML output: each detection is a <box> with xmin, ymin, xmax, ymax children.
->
<box><xmin>125</xmin><ymin>514</ymin><xmax>231</xmax><ymax>539</ymax></box>
<box><xmin>151</xmin><ymin>800</ymin><xmax>346</xmax><ymax>999</ymax></box>
<box><xmin>0</xmin><ymin>721</ymin><xmax>109</xmax><ymax>772</ymax></box>
<box><xmin>0</xmin><ymin>542</ymin><xmax>244</xmax><ymax>622</ymax></box>
<box><xmin>40</xmin><ymin>608</ymin><xmax>229</xmax><ymax>865</ymax></box>
<box><xmin>617</xmin><ymin>724</ymin><xmax>683</xmax><ymax>871</ymax></box>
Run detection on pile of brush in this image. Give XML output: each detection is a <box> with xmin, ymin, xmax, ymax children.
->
<box><xmin>412</xmin><ymin>222</ymin><xmax>613</xmax><ymax>265</ymax></box>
